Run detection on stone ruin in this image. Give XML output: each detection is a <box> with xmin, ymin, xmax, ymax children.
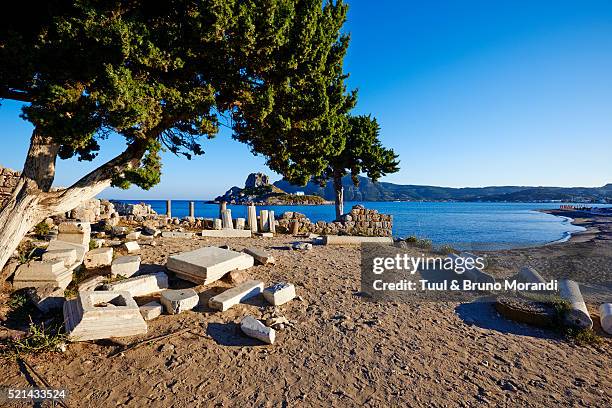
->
<box><xmin>0</xmin><ymin>166</ymin><xmax>21</xmax><ymax>209</ymax></box>
<box><xmin>277</xmin><ymin>204</ymin><xmax>393</xmax><ymax>237</ymax></box>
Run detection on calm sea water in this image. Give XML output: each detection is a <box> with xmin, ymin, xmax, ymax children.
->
<box><xmin>116</xmin><ymin>200</ymin><xmax>610</xmax><ymax>250</ymax></box>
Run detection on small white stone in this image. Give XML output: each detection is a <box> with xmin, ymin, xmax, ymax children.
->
<box><xmin>126</xmin><ymin>231</ymin><xmax>141</xmax><ymax>241</ymax></box>
<box><xmin>139</xmin><ymin>301</ymin><xmax>163</xmax><ymax>320</ymax></box>
<box><xmin>240</xmin><ymin>316</ymin><xmax>275</xmax><ymax>344</ymax></box>
<box><xmin>123</xmin><ymin>241</ymin><xmax>140</xmax><ymax>254</ymax></box>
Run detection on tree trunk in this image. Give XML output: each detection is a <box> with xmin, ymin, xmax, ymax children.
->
<box><xmin>0</xmin><ymin>131</ymin><xmax>147</xmax><ymax>277</ymax></box>
<box><xmin>0</xmin><ymin>133</ymin><xmax>60</xmax><ymax>274</ymax></box>
<box><xmin>333</xmin><ymin>175</ymin><xmax>344</xmax><ymax>221</ymax></box>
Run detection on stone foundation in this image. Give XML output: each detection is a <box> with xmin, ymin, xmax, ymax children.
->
<box><xmin>277</xmin><ymin>205</ymin><xmax>392</xmax><ymax>237</ymax></box>
<box><xmin>0</xmin><ymin>166</ymin><xmax>20</xmax><ymax>209</ymax></box>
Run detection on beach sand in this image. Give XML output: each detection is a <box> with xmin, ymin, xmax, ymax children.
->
<box><xmin>0</xmin><ymin>213</ymin><xmax>610</xmax><ymax>407</ymax></box>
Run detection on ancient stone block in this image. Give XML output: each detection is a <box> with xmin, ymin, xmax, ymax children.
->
<box><xmin>140</xmin><ymin>301</ymin><xmax>163</xmax><ymax>321</ymax></box>
<box><xmin>104</xmin><ymin>272</ymin><xmax>168</xmax><ymax>297</ymax></box>
<box><xmin>263</xmin><ymin>282</ymin><xmax>296</xmax><ymax>306</ymax></box>
<box><xmin>25</xmin><ymin>284</ymin><xmax>65</xmax><ymax>314</ymax></box>
<box><xmin>200</xmin><ymin>229</ymin><xmax>251</xmax><ymax>238</ymax></box>
<box><xmin>166</xmin><ymin>246</ymin><xmax>254</xmax><ymax>285</ymax></box>
<box><xmin>63</xmin><ymin>291</ymin><xmax>147</xmax><ymax>341</ymax></box>
<box><xmin>111</xmin><ymin>255</ymin><xmax>141</xmax><ymax>277</ymax></box>
<box><xmin>160</xmin><ymin>289</ymin><xmax>199</xmax><ymax>314</ymax></box>
<box><xmin>126</xmin><ymin>231</ymin><xmax>141</xmax><ymax>241</ymax></box>
<box><xmin>124</xmin><ymin>241</ymin><xmax>140</xmax><ymax>254</ymax></box>
<box><xmin>84</xmin><ymin>247</ymin><xmax>113</xmax><ymax>269</ymax></box>
<box><xmin>240</xmin><ymin>316</ymin><xmax>275</xmax><ymax>344</ymax></box>
<box><xmin>208</xmin><ymin>280</ymin><xmax>263</xmax><ymax>311</ymax></box>
<box><xmin>46</xmin><ymin>240</ymin><xmax>87</xmax><ymax>269</ymax></box>
<box><xmin>243</xmin><ymin>248</ymin><xmax>275</xmax><ymax>265</ymax></box>
<box><xmin>13</xmin><ymin>260</ymin><xmax>72</xmax><ymax>290</ymax></box>
<box><xmin>42</xmin><ymin>248</ymin><xmax>77</xmax><ymax>268</ymax></box>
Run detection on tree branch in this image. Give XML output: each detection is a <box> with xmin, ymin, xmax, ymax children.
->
<box><xmin>0</xmin><ymin>88</ymin><xmax>32</xmax><ymax>103</ymax></box>
<box><xmin>41</xmin><ymin>140</ymin><xmax>148</xmax><ymax>215</ymax></box>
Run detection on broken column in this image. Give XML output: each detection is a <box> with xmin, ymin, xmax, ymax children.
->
<box><xmin>240</xmin><ymin>316</ymin><xmax>275</xmax><ymax>344</ymax></box>
<box><xmin>518</xmin><ymin>266</ymin><xmax>547</xmax><ymax>284</ymax></box>
<box><xmin>208</xmin><ymin>280</ymin><xmax>263</xmax><ymax>311</ymax></box>
<box><xmin>63</xmin><ymin>291</ymin><xmax>147</xmax><ymax>341</ymax></box>
<box><xmin>160</xmin><ymin>289</ymin><xmax>199</xmax><ymax>314</ymax></box>
<box><xmin>247</xmin><ymin>205</ymin><xmax>258</xmax><ymax>233</ymax></box>
<box><xmin>269</xmin><ymin>210</ymin><xmax>276</xmax><ymax>234</ymax></box>
<box><xmin>222</xmin><ymin>209</ymin><xmax>234</xmax><ymax>229</ymax></box>
<box><xmin>219</xmin><ymin>201</ymin><xmax>227</xmax><ymax>219</ymax></box>
<box><xmin>559</xmin><ymin>279</ymin><xmax>593</xmax><ymax>330</ymax></box>
<box><xmin>57</xmin><ymin>221</ymin><xmax>91</xmax><ymax>246</ymax></box>
<box><xmin>242</xmin><ymin>248</ymin><xmax>275</xmax><ymax>265</ymax></box>
<box><xmin>235</xmin><ymin>218</ymin><xmax>245</xmax><ymax>230</ymax></box>
<box><xmin>189</xmin><ymin>201</ymin><xmax>195</xmax><ymax>218</ymax></box>
<box><xmin>166</xmin><ymin>199</ymin><xmax>172</xmax><ymax>218</ymax></box>
<box><xmin>259</xmin><ymin>210</ymin><xmax>269</xmax><ymax>232</ymax></box>
<box><xmin>600</xmin><ymin>303</ymin><xmax>612</xmax><ymax>334</ymax></box>
<box><xmin>213</xmin><ymin>218</ymin><xmax>223</xmax><ymax>230</ymax></box>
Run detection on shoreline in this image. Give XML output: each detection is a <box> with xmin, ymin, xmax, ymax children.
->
<box><xmin>538</xmin><ymin>208</ymin><xmax>610</xmax><ymax>245</ymax></box>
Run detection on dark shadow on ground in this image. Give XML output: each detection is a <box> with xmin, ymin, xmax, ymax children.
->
<box><xmin>206</xmin><ymin>322</ymin><xmax>266</xmax><ymax>347</ymax></box>
<box><xmin>455</xmin><ymin>301</ymin><xmax>560</xmax><ymax>340</ymax></box>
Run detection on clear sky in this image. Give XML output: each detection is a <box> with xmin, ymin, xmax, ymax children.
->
<box><xmin>1</xmin><ymin>0</ymin><xmax>611</xmax><ymax>199</ymax></box>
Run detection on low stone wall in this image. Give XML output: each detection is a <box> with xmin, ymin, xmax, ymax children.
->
<box><xmin>277</xmin><ymin>205</ymin><xmax>393</xmax><ymax>237</ymax></box>
<box><xmin>0</xmin><ymin>166</ymin><xmax>20</xmax><ymax>209</ymax></box>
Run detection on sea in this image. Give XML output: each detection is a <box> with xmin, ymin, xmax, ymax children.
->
<box><xmin>114</xmin><ymin>200</ymin><xmax>611</xmax><ymax>250</ymax></box>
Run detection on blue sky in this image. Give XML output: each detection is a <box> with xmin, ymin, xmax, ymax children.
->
<box><xmin>1</xmin><ymin>0</ymin><xmax>611</xmax><ymax>199</ymax></box>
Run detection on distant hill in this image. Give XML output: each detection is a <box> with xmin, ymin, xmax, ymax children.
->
<box><xmin>273</xmin><ymin>177</ymin><xmax>612</xmax><ymax>203</ymax></box>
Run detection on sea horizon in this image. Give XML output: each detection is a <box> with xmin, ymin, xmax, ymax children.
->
<box><xmin>111</xmin><ymin>199</ymin><xmax>612</xmax><ymax>250</ymax></box>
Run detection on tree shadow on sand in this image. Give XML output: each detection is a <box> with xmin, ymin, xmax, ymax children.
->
<box><xmin>454</xmin><ymin>301</ymin><xmax>560</xmax><ymax>340</ymax></box>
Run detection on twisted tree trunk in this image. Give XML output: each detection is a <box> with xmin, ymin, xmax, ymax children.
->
<box><xmin>0</xmin><ymin>131</ymin><xmax>147</xmax><ymax>278</ymax></box>
<box><xmin>333</xmin><ymin>173</ymin><xmax>344</xmax><ymax>221</ymax></box>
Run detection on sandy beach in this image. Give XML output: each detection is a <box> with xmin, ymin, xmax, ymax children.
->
<box><xmin>0</xmin><ymin>210</ymin><xmax>610</xmax><ymax>407</ymax></box>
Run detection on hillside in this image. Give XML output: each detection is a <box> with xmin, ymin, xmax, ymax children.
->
<box><xmin>273</xmin><ymin>177</ymin><xmax>612</xmax><ymax>203</ymax></box>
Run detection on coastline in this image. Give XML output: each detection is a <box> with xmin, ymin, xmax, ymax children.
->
<box><xmin>539</xmin><ymin>208</ymin><xmax>610</xmax><ymax>244</ymax></box>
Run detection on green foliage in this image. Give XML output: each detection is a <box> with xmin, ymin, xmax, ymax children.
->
<box><xmin>405</xmin><ymin>236</ymin><xmax>418</xmax><ymax>243</ymax></box>
<box><xmin>17</xmin><ymin>242</ymin><xmax>37</xmax><ymax>264</ymax></box>
<box><xmin>1</xmin><ymin>0</ymin><xmax>357</xmax><ymax>190</ymax></box>
<box><xmin>33</xmin><ymin>221</ymin><xmax>51</xmax><ymax>238</ymax></box>
<box><xmin>8</xmin><ymin>290</ymin><xmax>28</xmax><ymax>310</ymax></box>
<box><xmin>314</xmin><ymin>114</ymin><xmax>399</xmax><ymax>215</ymax></box>
<box><xmin>0</xmin><ymin>318</ymin><xmax>67</xmax><ymax>358</ymax></box>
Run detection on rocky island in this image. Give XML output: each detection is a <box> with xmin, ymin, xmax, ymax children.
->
<box><xmin>214</xmin><ymin>173</ymin><xmax>328</xmax><ymax>205</ymax></box>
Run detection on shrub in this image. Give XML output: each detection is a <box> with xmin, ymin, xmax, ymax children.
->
<box><xmin>0</xmin><ymin>318</ymin><xmax>67</xmax><ymax>358</ymax></box>
<box><xmin>33</xmin><ymin>221</ymin><xmax>50</xmax><ymax>238</ymax></box>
